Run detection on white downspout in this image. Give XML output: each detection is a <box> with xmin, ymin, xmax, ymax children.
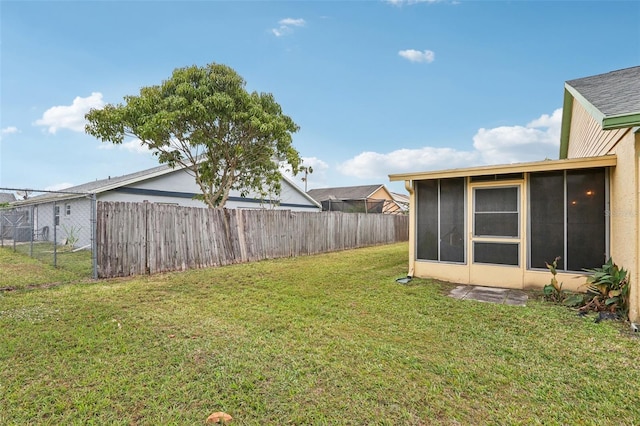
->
<box><xmin>405</xmin><ymin>180</ymin><xmax>415</xmax><ymax>277</ymax></box>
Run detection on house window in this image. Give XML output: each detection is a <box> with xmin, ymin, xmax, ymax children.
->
<box><xmin>472</xmin><ymin>186</ymin><xmax>520</xmax><ymax>266</ymax></box>
<box><xmin>65</xmin><ymin>204</ymin><xmax>71</xmax><ymax>216</ymax></box>
<box><xmin>473</xmin><ymin>187</ymin><xmax>519</xmax><ymax>237</ymax></box>
<box><xmin>54</xmin><ymin>206</ymin><xmax>60</xmax><ymax>226</ymax></box>
<box><xmin>416</xmin><ymin>178</ymin><xmax>465</xmax><ymax>263</ymax></box>
<box><xmin>529</xmin><ymin>168</ymin><xmax>607</xmax><ymax>272</ymax></box>
<box><xmin>473</xmin><ymin>242</ymin><xmax>519</xmax><ymax>266</ymax></box>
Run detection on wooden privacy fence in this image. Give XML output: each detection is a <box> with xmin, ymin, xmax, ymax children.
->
<box><xmin>96</xmin><ymin>201</ymin><xmax>409</xmax><ymax>278</ymax></box>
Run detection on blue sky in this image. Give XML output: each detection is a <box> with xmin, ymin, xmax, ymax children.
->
<box><xmin>1</xmin><ymin>0</ymin><xmax>639</xmax><ymax>196</ymax></box>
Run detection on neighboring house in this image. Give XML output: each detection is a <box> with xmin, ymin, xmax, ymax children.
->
<box><xmin>0</xmin><ymin>192</ymin><xmax>16</xmax><ymax>204</ymax></box>
<box><xmin>0</xmin><ymin>192</ymin><xmax>24</xmax><ymax>241</ymax></box>
<box><xmin>9</xmin><ymin>163</ymin><xmax>321</xmax><ymax>248</ymax></box>
<box><xmin>391</xmin><ymin>192</ymin><xmax>410</xmax><ymax>213</ymax></box>
<box><xmin>307</xmin><ymin>184</ymin><xmax>405</xmax><ymax>214</ymax></box>
<box><xmin>389</xmin><ymin>66</ymin><xmax>640</xmax><ymax>321</ymax></box>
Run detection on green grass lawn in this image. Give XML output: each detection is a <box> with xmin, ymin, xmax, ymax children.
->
<box><xmin>0</xmin><ymin>244</ymin><xmax>92</xmax><ymax>290</ymax></box>
<box><xmin>2</xmin><ymin>243</ymin><xmax>640</xmax><ymax>424</ymax></box>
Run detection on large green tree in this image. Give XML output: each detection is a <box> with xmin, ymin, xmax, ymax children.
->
<box><xmin>85</xmin><ymin>63</ymin><xmax>301</xmax><ymax>208</ymax></box>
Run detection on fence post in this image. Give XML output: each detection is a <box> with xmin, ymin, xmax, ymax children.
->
<box><xmin>29</xmin><ymin>205</ymin><xmax>34</xmax><ymax>257</ymax></box>
<box><xmin>53</xmin><ymin>201</ymin><xmax>57</xmax><ymax>268</ymax></box>
<box><xmin>144</xmin><ymin>200</ymin><xmax>150</xmax><ymax>275</ymax></box>
<box><xmin>90</xmin><ymin>194</ymin><xmax>98</xmax><ymax>279</ymax></box>
<box><xmin>12</xmin><ymin>210</ymin><xmax>16</xmax><ymax>251</ymax></box>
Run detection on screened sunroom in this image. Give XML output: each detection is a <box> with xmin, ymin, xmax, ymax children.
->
<box><xmin>389</xmin><ymin>155</ymin><xmax>616</xmax><ymax>290</ymax></box>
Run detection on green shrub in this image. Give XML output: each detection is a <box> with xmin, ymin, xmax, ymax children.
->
<box><xmin>580</xmin><ymin>258</ymin><xmax>629</xmax><ymax>317</ymax></box>
<box><xmin>543</xmin><ymin>257</ymin><xmax>630</xmax><ymax>319</ymax></box>
<box><xmin>542</xmin><ymin>256</ymin><xmax>583</xmax><ymax>306</ymax></box>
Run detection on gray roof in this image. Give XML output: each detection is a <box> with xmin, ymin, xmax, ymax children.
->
<box><xmin>307</xmin><ymin>184</ymin><xmax>385</xmax><ymax>202</ymax></box>
<box><xmin>12</xmin><ymin>163</ymin><xmax>185</xmax><ymax>205</ymax></box>
<box><xmin>0</xmin><ymin>192</ymin><xmax>16</xmax><ymax>203</ymax></box>
<box><xmin>566</xmin><ymin>66</ymin><xmax>640</xmax><ymax>117</ymax></box>
<box><xmin>391</xmin><ymin>192</ymin><xmax>409</xmax><ymax>204</ymax></box>
<box><xmin>12</xmin><ymin>161</ymin><xmax>319</xmax><ymax>208</ymax></box>
<box><xmin>57</xmin><ymin>163</ymin><xmax>173</xmax><ymax>195</ymax></box>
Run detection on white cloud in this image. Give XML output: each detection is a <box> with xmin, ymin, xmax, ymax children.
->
<box><xmin>338</xmin><ymin>148</ymin><xmax>478</xmax><ymax>180</ymax></box>
<box><xmin>387</xmin><ymin>0</ymin><xmax>441</xmax><ymax>6</ymax></box>
<box><xmin>398</xmin><ymin>49</ymin><xmax>435</xmax><ymax>63</ymax></box>
<box><xmin>280</xmin><ymin>157</ymin><xmax>330</xmax><ymax>190</ymax></box>
<box><xmin>272</xmin><ymin>17</ymin><xmax>306</xmax><ymax>37</ymax></box>
<box><xmin>527</xmin><ymin>109</ymin><xmax>562</xmax><ymax>129</ymax></box>
<box><xmin>34</xmin><ymin>92</ymin><xmax>105</xmax><ymax>134</ymax></box>
<box><xmin>473</xmin><ymin>108</ymin><xmax>562</xmax><ymax>164</ymax></box>
<box><xmin>337</xmin><ymin>109</ymin><xmax>562</xmax><ymax>181</ymax></box>
<box><xmin>0</xmin><ymin>126</ymin><xmax>19</xmax><ymax>142</ymax></box>
<box><xmin>279</xmin><ymin>18</ymin><xmax>305</xmax><ymax>27</ymax></box>
<box><xmin>97</xmin><ymin>137</ymin><xmax>149</xmax><ymax>154</ymax></box>
<box><xmin>121</xmin><ymin>139</ymin><xmax>150</xmax><ymax>154</ymax></box>
<box><xmin>1</xmin><ymin>126</ymin><xmax>19</xmax><ymax>135</ymax></box>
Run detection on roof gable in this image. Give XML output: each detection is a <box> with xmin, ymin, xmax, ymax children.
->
<box><xmin>560</xmin><ymin>66</ymin><xmax>640</xmax><ymax>159</ymax></box>
<box><xmin>565</xmin><ymin>66</ymin><xmax>640</xmax><ymax>129</ymax></box>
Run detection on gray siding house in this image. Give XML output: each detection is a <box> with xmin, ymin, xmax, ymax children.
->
<box><xmin>9</xmin><ymin>163</ymin><xmax>321</xmax><ymax>248</ymax></box>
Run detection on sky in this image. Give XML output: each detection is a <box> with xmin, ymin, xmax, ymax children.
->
<box><xmin>1</xmin><ymin>0</ymin><xmax>639</xmax><ymax>196</ymax></box>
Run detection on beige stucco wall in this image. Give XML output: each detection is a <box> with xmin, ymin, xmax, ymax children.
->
<box><xmin>412</xmin><ymin>260</ymin><xmax>589</xmax><ymax>291</ymax></box>
<box><xmin>604</xmin><ymin>131</ymin><xmax>639</xmax><ymax>322</ymax></box>
<box><xmin>565</xmin><ymin>100</ymin><xmax>638</xmax><ymax>322</ymax></box>
<box><xmin>370</xmin><ymin>186</ymin><xmax>393</xmax><ymax>201</ymax></box>
<box><xmin>523</xmin><ymin>270</ymin><xmax>590</xmax><ymax>292</ymax></box>
<box><xmin>413</xmin><ymin>261</ymin><xmax>471</xmax><ymax>286</ymax></box>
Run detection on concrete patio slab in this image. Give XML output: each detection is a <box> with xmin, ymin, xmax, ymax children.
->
<box><xmin>449</xmin><ymin>285</ymin><xmax>528</xmax><ymax>306</ymax></box>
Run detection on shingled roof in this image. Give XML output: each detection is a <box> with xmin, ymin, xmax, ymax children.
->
<box><xmin>12</xmin><ymin>161</ymin><xmax>319</xmax><ymax>209</ymax></box>
<box><xmin>565</xmin><ymin>66</ymin><xmax>640</xmax><ymax>129</ymax></box>
<box><xmin>307</xmin><ymin>184</ymin><xmax>385</xmax><ymax>202</ymax></box>
<box><xmin>11</xmin><ymin>163</ymin><xmax>178</xmax><ymax>205</ymax></box>
<box><xmin>0</xmin><ymin>192</ymin><xmax>16</xmax><ymax>203</ymax></box>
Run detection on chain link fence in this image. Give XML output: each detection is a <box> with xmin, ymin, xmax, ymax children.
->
<box><xmin>321</xmin><ymin>198</ymin><xmax>406</xmax><ymax>215</ymax></box>
<box><xmin>0</xmin><ymin>188</ymin><xmax>97</xmax><ymax>280</ymax></box>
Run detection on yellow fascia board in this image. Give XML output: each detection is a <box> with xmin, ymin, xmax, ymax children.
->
<box><xmin>389</xmin><ymin>155</ymin><xmax>616</xmax><ymax>182</ymax></box>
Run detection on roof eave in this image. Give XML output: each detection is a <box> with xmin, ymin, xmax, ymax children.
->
<box><xmin>388</xmin><ymin>155</ymin><xmax>617</xmax><ymax>182</ymax></box>
<box><xmin>280</xmin><ymin>173</ymin><xmax>322</xmax><ymax>208</ymax></box>
<box><xmin>602</xmin><ymin>112</ymin><xmax>640</xmax><ymax>130</ymax></box>
<box><xmin>10</xmin><ymin>192</ymin><xmax>87</xmax><ymax>207</ymax></box>
<box><xmin>12</xmin><ymin>164</ymin><xmax>188</xmax><ymax>206</ymax></box>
